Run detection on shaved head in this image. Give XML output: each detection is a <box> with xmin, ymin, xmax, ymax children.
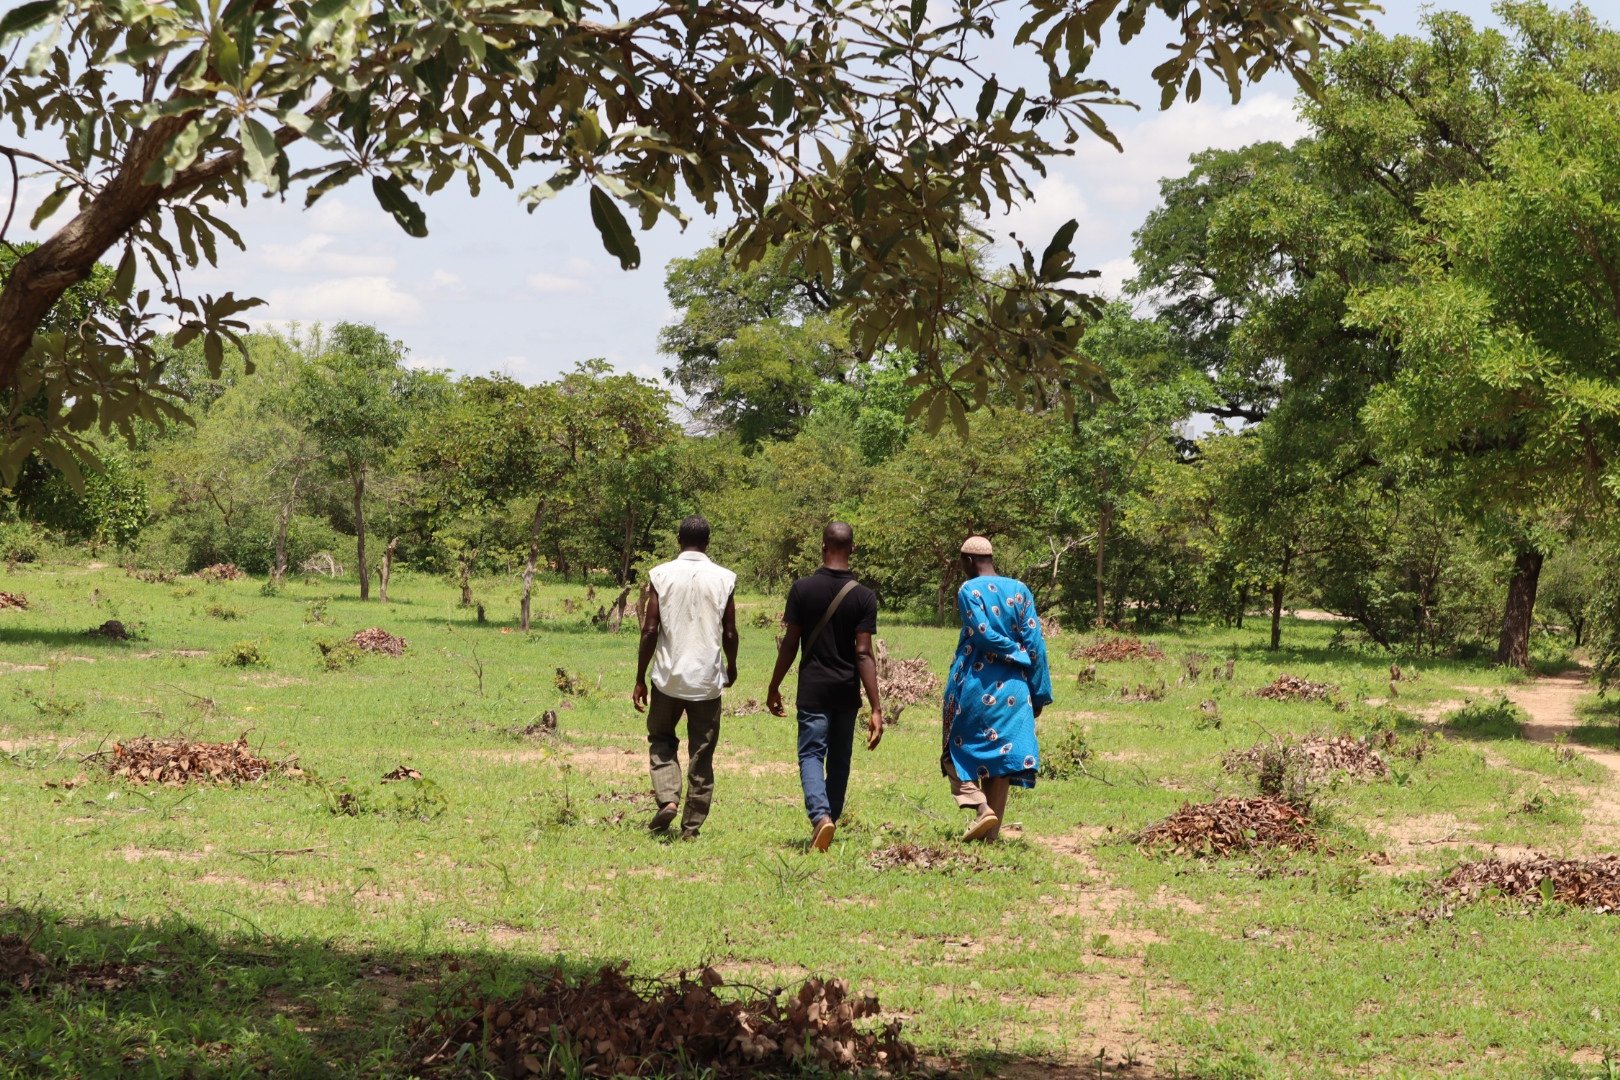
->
<box><xmin>823</xmin><ymin>521</ymin><xmax>854</xmax><ymax>552</ymax></box>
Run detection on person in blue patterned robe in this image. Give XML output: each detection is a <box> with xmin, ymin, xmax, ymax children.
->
<box><xmin>941</xmin><ymin>535</ymin><xmax>1053</xmax><ymax>841</ymax></box>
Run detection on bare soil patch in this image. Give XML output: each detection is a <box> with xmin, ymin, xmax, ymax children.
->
<box><xmin>1136</xmin><ymin>797</ymin><xmax>1321</xmax><ymax>858</ymax></box>
<box><xmin>0</xmin><ymin>662</ymin><xmax>48</xmax><ymax>674</ymax></box>
<box><xmin>406</xmin><ymin>965</ymin><xmax>917</xmax><ymax>1077</ymax></box>
<box><xmin>1441</xmin><ymin>855</ymin><xmax>1620</xmax><ymax>912</ymax></box>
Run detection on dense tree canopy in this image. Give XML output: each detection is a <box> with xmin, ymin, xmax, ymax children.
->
<box><xmin>0</xmin><ymin>0</ymin><xmax>1375</xmax><ymax>477</ymax></box>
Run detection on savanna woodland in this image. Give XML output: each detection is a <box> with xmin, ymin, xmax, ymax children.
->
<box><xmin>5</xmin><ymin>0</ymin><xmax>1620</xmax><ymax>1076</ymax></box>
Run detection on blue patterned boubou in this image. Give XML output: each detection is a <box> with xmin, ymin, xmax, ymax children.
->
<box><xmin>944</xmin><ymin>575</ymin><xmax>1053</xmax><ymax>788</ymax></box>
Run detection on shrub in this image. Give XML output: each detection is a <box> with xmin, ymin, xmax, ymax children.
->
<box><xmin>315</xmin><ymin>639</ymin><xmax>362</xmax><ymax>671</ymax></box>
<box><xmin>215</xmin><ymin>640</ymin><xmax>265</xmax><ymax>667</ymax></box>
<box><xmin>205</xmin><ymin>603</ymin><xmax>240</xmax><ymax>621</ymax></box>
<box><xmin>1039</xmin><ymin>725</ymin><xmax>1094</xmax><ymax>781</ymax></box>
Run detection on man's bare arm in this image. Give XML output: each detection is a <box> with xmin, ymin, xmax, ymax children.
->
<box><xmin>855</xmin><ymin>629</ymin><xmax>884</xmax><ymax>749</ymax></box>
<box><xmin>721</xmin><ymin>592</ymin><xmax>739</xmax><ymax>687</ymax></box>
<box><xmin>632</xmin><ymin>589</ymin><xmax>661</xmax><ymax>712</ymax></box>
<box><xmin>766</xmin><ymin>623</ymin><xmax>801</xmax><ymax>716</ymax></box>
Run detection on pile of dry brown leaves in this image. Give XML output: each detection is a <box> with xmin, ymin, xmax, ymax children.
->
<box><xmin>85</xmin><ymin>619</ymin><xmax>130</xmax><ymax>641</ymax></box>
<box><xmin>195</xmin><ymin>563</ymin><xmax>243</xmax><ymax>582</ymax></box>
<box><xmin>1255</xmin><ymin>674</ymin><xmax>1337</xmax><ymax>702</ymax></box>
<box><xmin>407</xmin><ymin>964</ymin><xmax>916</xmax><ymax>1077</ymax></box>
<box><xmin>875</xmin><ymin>642</ymin><xmax>939</xmax><ymax>724</ymax></box>
<box><xmin>1136</xmin><ymin>797</ymin><xmax>1322</xmax><ymax>858</ymax></box>
<box><xmin>867</xmin><ymin>843</ymin><xmax>985</xmax><ymax>872</ymax></box>
<box><xmin>125</xmin><ymin>566</ymin><xmax>178</xmax><ymax>584</ymax></box>
<box><xmin>99</xmin><ymin>734</ymin><xmax>299</xmax><ymax>786</ymax></box>
<box><xmin>381</xmin><ymin>766</ymin><xmax>423</xmax><ymax>782</ymax></box>
<box><xmin>1441</xmin><ymin>857</ymin><xmax>1620</xmax><ymax>913</ymax></box>
<box><xmin>1224</xmin><ymin>735</ymin><xmax>1391</xmax><ymax>783</ymax></box>
<box><xmin>1072</xmin><ymin>636</ymin><xmax>1166</xmax><ymax>663</ymax></box>
<box><xmin>0</xmin><ymin>591</ymin><xmax>28</xmax><ymax>610</ymax></box>
<box><xmin>352</xmin><ymin>627</ymin><xmax>407</xmax><ymax>655</ymax></box>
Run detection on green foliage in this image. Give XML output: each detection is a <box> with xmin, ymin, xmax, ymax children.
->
<box><xmin>321</xmin><ymin>776</ymin><xmax>448</xmax><ymax>821</ymax></box>
<box><xmin>215</xmin><ymin>640</ymin><xmax>266</xmax><ymax>668</ymax></box>
<box><xmin>0</xmin><ymin>0</ymin><xmax>1375</xmax><ymax>479</ymax></box>
<box><xmin>316</xmin><ymin>639</ymin><xmax>362</xmax><ymax>671</ymax></box>
<box><xmin>1037</xmin><ymin>725</ymin><xmax>1094</xmax><ymax>781</ymax></box>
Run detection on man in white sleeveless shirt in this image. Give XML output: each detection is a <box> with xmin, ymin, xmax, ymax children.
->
<box><xmin>632</xmin><ymin>515</ymin><xmax>739</xmax><ymax>838</ymax></box>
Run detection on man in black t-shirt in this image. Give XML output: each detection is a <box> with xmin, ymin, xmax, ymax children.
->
<box><xmin>766</xmin><ymin>522</ymin><xmax>884</xmax><ymax>852</ymax></box>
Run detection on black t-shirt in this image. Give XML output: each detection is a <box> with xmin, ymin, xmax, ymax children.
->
<box><xmin>784</xmin><ymin>568</ymin><xmax>879</xmax><ymax>713</ymax></box>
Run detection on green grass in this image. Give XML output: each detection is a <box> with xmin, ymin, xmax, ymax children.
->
<box><xmin>2</xmin><ymin>564</ymin><xmax>1620</xmax><ymax>1077</ymax></box>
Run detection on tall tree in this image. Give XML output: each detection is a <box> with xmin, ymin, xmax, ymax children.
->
<box><xmin>1345</xmin><ymin>2</ymin><xmax>1620</xmax><ymax>666</ymax></box>
<box><xmin>292</xmin><ymin>323</ymin><xmax>426</xmax><ymax>601</ymax></box>
<box><xmin>0</xmin><ymin>0</ymin><xmax>1374</xmax><ymax>474</ymax></box>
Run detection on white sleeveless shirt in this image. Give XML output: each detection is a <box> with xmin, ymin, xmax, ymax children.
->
<box><xmin>648</xmin><ymin>551</ymin><xmax>737</xmax><ymax>701</ymax></box>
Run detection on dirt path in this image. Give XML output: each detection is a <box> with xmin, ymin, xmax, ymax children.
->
<box><xmin>1498</xmin><ymin>668</ymin><xmax>1620</xmax><ymax>845</ymax></box>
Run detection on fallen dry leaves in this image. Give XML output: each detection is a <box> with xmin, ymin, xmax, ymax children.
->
<box><xmin>875</xmin><ymin>641</ymin><xmax>940</xmax><ymax>724</ymax></box>
<box><xmin>1072</xmin><ymin>636</ymin><xmax>1166</xmax><ymax>663</ymax></box>
<box><xmin>195</xmin><ymin>563</ymin><xmax>243</xmax><ymax>582</ymax></box>
<box><xmin>867</xmin><ymin>844</ymin><xmax>986</xmax><ymax>872</ymax></box>
<box><xmin>1441</xmin><ymin>857</ymin><xmax>1620</xmax><ymax>913</ymax></box>
<box><xmin>1255</xmin><ymin>674</ymin><xmax>1337</xmax><ymax>702</ymax></box>
<box><xmin>1136</xmin><ymin>797</ymin><xmax>1322</xmax><ymax>858</ymax></box>
<box><xmin>408</xmin><ymin>964</ymin><xmax>916</xmax><ymax>1077</ymax></box>
<box><xmin>1</xmin><ymin>934</ymin><xmax>155</xmax><ymax>995</ymax></box>
<box><xmin>352</xmin><ymin>627</ymin><xmax>407</xmax><ymax>655</ymax></box>
<box><xmin>99</xmin><ymin>734</ymin><xmax>299</xmax><ymax>786</ymax></box>
<box><xmin>1224</xmin><ymin>735</ymin><xmax>1391</xmax><ymax>783</ymax></box>
<box><xmin>0</xmin><ymin>591</ymin><xmax>28</xmax><ymax>610</ymax></box>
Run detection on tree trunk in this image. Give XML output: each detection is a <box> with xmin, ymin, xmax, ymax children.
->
<box><xmin>1495</xmin><ymin>547</ymin><xmax>1544</xmax><ymax>669</ymax></box>
<box><xmin>271</xmin><ymin>475</ymin><xmax>300</xmax><ymax>588</ymax></box>
<box><xmin>352</xmin><ymin>464</ymin><xmax>369</xmax><ymax>601</ymax></box>
<box><xmin>520</xmin><ymin>500</ymin><xmax>545</xmax><ymax>632</ymax></box>
<box><xmin>937</xmin><ymin>561</ymin><xmax>956</xmax><ymax>623</ymax></box>
<box><xmin>0</xmin><ymin>114</ymin><xmax>192</xmax><ymax>386</ymax></box>
<box><xmin>1575</xmin><ymin>618</ymin><xmax>1586</xmax><ymax>648</ymax></box>
<box><xmin>1094</xmin><ymin>503</ymin><xmax>1113</xmax><ymax>628</ymax></box>
<box><xmin>617</xmin><ymin>511</ymin><xmax>636</xmax><ymax>586</ymax></box>
<box><xmin>1270</xmin><ymin>579</ymin><xmax>1285</xmax><ymax>651</ymax></box>
<box><xmin>1236</xmin><ymin>582</ymin><xmax>1248</xmax><ymax>629</ymax></box>
<box><xmin>378</xmin><ymin>537</ymin><xmax>397</xmax><ymax>603</ymax></box>
<box><xmin>458</xmin><ymin>550</ymin><xmax>475</xmax><ymax>607</ymax></box>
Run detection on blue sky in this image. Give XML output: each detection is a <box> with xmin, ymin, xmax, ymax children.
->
<box><xmin>15</xmin><ymin>1</ymin><xmax>1504</xmax><ymax>392</ymax></box>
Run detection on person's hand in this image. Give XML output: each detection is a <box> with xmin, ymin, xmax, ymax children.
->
<box><xmin>632</xmin><ymin>681</ymin><xmax>649</xmax><ymax>713</ymax></box>
<box><xmin>866</xmin><ymin>707</ymin><xmax>884</xmax><ymax>750</ymax></box>
<box><xmin>939</xmin><ymin>750</ymin><xmax>952</xmax><ymax>779</ymax></box>
<box><xmin>725</xmin><ymin>663</ymin><xmax>738</xmax><ymax>688</ymax></box>
<box><xmin>766</xmin><ymin>686</ymin><xmax>786</xmax><ymax>717</ymax></box>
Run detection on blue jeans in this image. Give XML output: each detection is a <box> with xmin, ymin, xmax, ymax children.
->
<box><xmin>797</xmin><ymin>707</ymin><xmax>857</xmax><ymax>824</ymax></box>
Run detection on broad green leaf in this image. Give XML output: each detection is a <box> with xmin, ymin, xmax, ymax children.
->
<box><xmin>240</xmin><ymin>117</ymin><xmax>280</xmax><ymax>190</ymax></box>
<box><xmin>371</xmin><ymin>175</ymin><xmax>428</xmax><ymax>237</ymax></box>
<box><xmin>589</xmin><ymin>186</ymin><xmax>640</xmax><ymax>270</ymax></box>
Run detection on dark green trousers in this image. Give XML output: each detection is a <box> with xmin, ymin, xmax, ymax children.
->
<box><xmin>646</xmin><ymin>686</ymin><xmax>722</xmax><ymax>835</ymax></box>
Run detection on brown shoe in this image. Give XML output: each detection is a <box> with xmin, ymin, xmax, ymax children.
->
<box><xmin>963</xmin><ymin>813</ymin><xmax>999</xmax><ymax>843</ymax></box>
<box><xmin>811</xmin><ymin>817</ymin><xmax>836</xmax><ymax>852</ymax></box>
<box><xmin>649</xmin><ymin>802</ymin><xmax>678</xmax><ymax>832</ymax></box>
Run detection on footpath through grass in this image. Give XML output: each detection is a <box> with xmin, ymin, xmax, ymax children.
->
<box><xmin>2</xmin><ymin>563</ymin><xmax>1620</xmax><ymax>1078</ymax></box>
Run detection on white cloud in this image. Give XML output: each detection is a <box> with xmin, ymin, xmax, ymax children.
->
<box><xmin>1092</xmin><ymin>257</ymin><xmax>1138</xmax><ymax>299</ymax></box>
<box><xmin>527</xmin><ymin>272</ymin><xmax>587</xmax><ymax>294</ymax></box>
<box><xmin>429</xmin><ymin>269</ymin><xmax>464</xmax><ymax>292</ymax></box>
<box><xmin>259</xmin><ymin>233</ymin><xmax>395</xmax><ymax>275</ymax></box>
<box><xmin>998</xmin><ymin>174</ymin><xmax>1090</xmax><ymax>251</ymax></box>
<box><xmin>264</xmin><ymin>276</ymin><xmax>420</xmax><ymax>323</ymax></box>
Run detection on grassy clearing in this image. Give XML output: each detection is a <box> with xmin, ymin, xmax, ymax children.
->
<box><xmin>3</xmin><ymin>565</ymin><xmax>1620</xmax><ymax>1077</ymax></box>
